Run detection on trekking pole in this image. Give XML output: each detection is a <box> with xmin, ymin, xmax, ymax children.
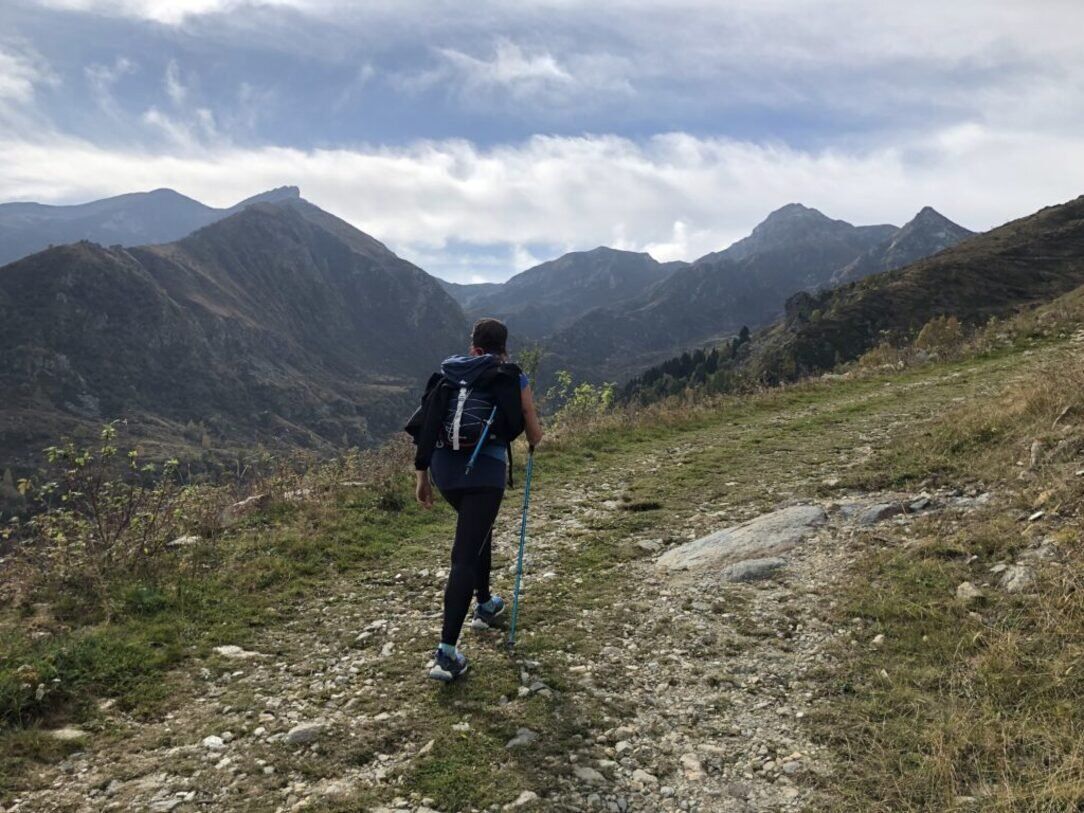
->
<box><xmin>464</xmin><ymin>405</ymin><xmax>498</xmax><ymax>476</ymax></box>
<box><xmin>507</xmin><ymin>445</ymin><xmax>535</xmax><ymax>651</ymax></box>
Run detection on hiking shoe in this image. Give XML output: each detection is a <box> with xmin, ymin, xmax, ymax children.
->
<box><xmin>428</xmin><ymin>649</ymin><xmax>469</xmax><ymax>682</ymax></box>
<box><xmin>470</xmin><ymin>595</ymin><xmax>507</xmax><ymax>630</ymax></box>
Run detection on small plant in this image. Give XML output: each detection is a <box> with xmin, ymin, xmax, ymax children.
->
<box><xmin>544</xmin><ymin>370</ymin><xmax>616</xmax><ymax>428</ymax></box>
<box><xmin>11</xmin><ymin>423</ymin><xmax>188</xmax><ymax>614</ymax></box>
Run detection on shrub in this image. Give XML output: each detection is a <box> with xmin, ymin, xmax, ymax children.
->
<box><xmin>914</xmin><ymin>314</ymin><xmax>966</xmax><ymax>355</ymax></box>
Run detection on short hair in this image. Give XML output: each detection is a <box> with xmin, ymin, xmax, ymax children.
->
<box><xmin>471</xmin><ymin>318</ymin><xmax>508</xmax><ymax>355</ymax></box>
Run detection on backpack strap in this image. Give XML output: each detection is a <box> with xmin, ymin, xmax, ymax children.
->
<box><xmin>450</xmin><ymin>383</ymin><xmax>469</xmax><ymax>450</ymax></box>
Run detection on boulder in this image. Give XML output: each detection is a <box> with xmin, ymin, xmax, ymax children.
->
<box><xmin>718</xmin><ymin>557</ymin><xmax>787</xmax><ymax>582</ymax></box>
<box><xmin>955</xmin><ymin>581</ymin><xmax>982</xmax><ymax>604</ymax></box>
<box><xmin>285</xmin><ymin>722</ymin><xmax>326</xmax><ymax>745</ymax></box>
<box><xmin>506</xmin><ymin>728</ymin><xmax>539</xmax><ymax>749</ymax></box>
<box><xmin>856</xmin><ymin>502</ymin><xmax>905</xmax><ymax>526</ymax></box>
<box><xmin>657</xmin><ymin>505</ymin><xmax>826</xmax><ymax>572</ymax></box>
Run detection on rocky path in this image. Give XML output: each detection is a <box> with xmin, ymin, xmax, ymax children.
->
<box><xmin>4</xmin><ymin>359</ymin><xmax>1024</xmax><ymax>813</ymax></box>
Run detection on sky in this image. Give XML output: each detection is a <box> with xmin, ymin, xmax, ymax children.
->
<box><xmin>2</xmin><ymin>1</ymin><xmax>1084</xmax><ymax>282</ymax></box>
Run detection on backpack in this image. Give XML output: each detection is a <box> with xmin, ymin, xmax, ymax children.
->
<box><xmin>405</xmin><ymin>362</ymin><xmax>526</xmax><ymax>481</ymax></box>
<box><xmin>442</xmin><ymin>381</ymin><xmax>498</xmax><ymax>451</ymax></box>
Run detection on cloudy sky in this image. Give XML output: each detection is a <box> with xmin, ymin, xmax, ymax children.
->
<box><xmin>2</xmin><ymin>0</ymin><xmax>1083</xmax><ymax>281</ymax></box>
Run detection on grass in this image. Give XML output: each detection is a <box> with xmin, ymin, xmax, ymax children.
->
<box><xmin>811</xmin><ymin>339</ymin><xmax>1084</xmax><ymax>811</ymax></box>
<box><xmin>1</xmin><ymin>305</ymin><xmax>1081</xmax><ymax>807</ymax></box>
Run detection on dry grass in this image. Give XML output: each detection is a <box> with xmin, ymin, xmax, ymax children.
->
<box><xmin>817</xmin><ymin>332</ymin><xmax>1084</xmax><ymax>810</ymax></box>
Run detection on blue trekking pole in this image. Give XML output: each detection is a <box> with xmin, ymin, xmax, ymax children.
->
<box><xmin>507</xmin><ymin>445</ymin><xmax>535</xmax><ymax>651</ymax></box>
<box><xmin>463</xmin><ymin>405</ymin><xmax>498</xmax><ymax>476</ymax></box>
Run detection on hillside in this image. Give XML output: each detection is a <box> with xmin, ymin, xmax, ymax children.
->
<box><xmin>0</xmin><ymin>186</ymin><xmax>301</xmax><ymax>267</ymax></box>
<box><xmin>622</xmin><ymin>195</ymin><xmax>1084</xmax><ymax>401</ymax></box>
<box><xmin>3</xmin><ymin>302</ymin><xmax>1081</xmax><ymax>811</ymax></box>
<box><xmin>748</xmin><ymin>194</ymin><xmax>1084</xmax><ymax>383</ymax></box>
<box><xmin>0</xmin><ymin>198</ymin><xmax>467</xmax><ymax>469</ymax></box>
<box><xmin>448</xmin><ymin>247</ymin><xmax>678</xmax><ymax>340</ymax></box>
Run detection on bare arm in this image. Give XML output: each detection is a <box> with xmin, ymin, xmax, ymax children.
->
<box><xmin>521</xmin><ymin>384</ymin><xmax>544</xmax><ymax>448</ymax></box>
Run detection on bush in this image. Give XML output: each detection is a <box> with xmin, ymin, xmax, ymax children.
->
<box><xmin>914</xmin><ymin>314</ymin><xmax>966</xmax><ymax>355</ymax></box>
<box><xmin>544</xmin><ymin>370</ymin><xmax>616</xmax><ymax>429</ymax></box>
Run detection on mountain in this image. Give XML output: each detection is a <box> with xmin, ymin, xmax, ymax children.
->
<box><xmin>745</xmin><ymin>194</ymin><xmax>1084</xmax><ymax>383</ymax></box>
<box><xmin>0</xmin><ymin>196</ymin><xmax>467</xmax><ymax>468</ymax></box>
<box><xmin>446</xmin><ymin>247</ymin><xmax>680</xmax><ymax>340</ymax></box>
<box><xmin>621</xmin><ymin>196</ymin><xmax>1084</xmax><ymax>403</ymax></box>
<box><xmin>0</xmin><ymin>186</ymin><xmax>301</xmax><ymax>266</ymax></box>
<box><xmin>439</xmin><ymin>279</ymin><xmax>501</xmax><ymax>310</ymax></box>
<box><xmin>543</xmin><ymin>204</ymin><xmax>898</xmax><ymax>382</ymax></box>
<box><xmin>831</xmin><ymin>206</ymin><xmax>974</xmax><ymax>285</ymax></box>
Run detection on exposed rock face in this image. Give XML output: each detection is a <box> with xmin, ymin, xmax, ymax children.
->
<box><xmin>658</xmin><ymin>505</ymin><xmax>827</xmax><ymax>572</ymax></box>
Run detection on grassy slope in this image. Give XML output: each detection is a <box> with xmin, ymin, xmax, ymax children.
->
<box><xmin>1</xmin><ymin>318</ymin><xmax>1080</xmax><ymax>808</ymax></box>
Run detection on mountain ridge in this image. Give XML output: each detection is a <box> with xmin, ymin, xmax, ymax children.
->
<box><xmin>0</xmin><ymin>186</ymin><xmax>302</xmax><ymax>266</ymax></box>
<box><xmin>0</xmin><ymin>197</ymin><xmax>467</xmax><ymax>468</ymax></box>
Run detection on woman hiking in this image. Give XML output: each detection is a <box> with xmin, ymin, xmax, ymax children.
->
<box><xmin>406</xmin><ymin>318</ymin><xmax>543</xmax><ymax>682</ymax></box>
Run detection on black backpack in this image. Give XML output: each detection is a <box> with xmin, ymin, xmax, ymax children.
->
<box><xmin>405</xmin><ymin>362</ymin><xmax>526</xmax><ymax>481</ymax></box>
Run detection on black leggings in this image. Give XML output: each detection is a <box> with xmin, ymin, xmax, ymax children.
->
<box><xmin>439</xmin><ymin>487</ymin><xmax>504</xmax><ymax>646</ymax></box>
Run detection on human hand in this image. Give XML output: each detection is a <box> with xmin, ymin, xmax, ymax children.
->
<box><xmin>415</xmin><ymin>472</ymin><xmax>434</xmax><ymax>508</ymax></box>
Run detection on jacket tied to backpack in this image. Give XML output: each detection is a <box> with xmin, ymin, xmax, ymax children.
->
<box><xmin>405</xmin><ymin>354</ymin><xmax>526</xmax><ymax>480</ymax></box>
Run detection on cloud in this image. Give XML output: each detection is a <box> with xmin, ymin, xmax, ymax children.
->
<box><xmin>84</xmin><ymin>55</ymin><xmax>136</xmax><ymax>118</ymax></box>
<box><xmin>164</xmin><ymin>59</ymin><xmax>187</xmax><ymax>105</ymax></box>
<box><xmin>0</xmin><ymin>44</ymin><xmax>55</xmax><ymax>104</ymax></box>
<box><xmin>3</xmin><ymin>126</ymin><xmax>1084</xmax><ymax>281</ymax></box>
<box><xmin>438</xmin><ymin>40</ymin><xmax>572</xmax><ymax>93</ymax></box>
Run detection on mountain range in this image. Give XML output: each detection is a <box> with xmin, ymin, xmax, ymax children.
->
<box><xmin>0</xmin><ymin>184</ymin><xmax>985</xmax><ymax>468</ymax></box>
<box><xmin>443</xmin><ymin>247</ymin><xmax>683</xmax><ymax>340</ymax></box>
<box><xmin>624</xmin><ymin>194</ymin><xmax>1084</xmax><ymax>401</ymax></box>
<box><xmin>0</xmin><ymin>196</ymin><xmax>465</xmax><ymax>467</ymax></box>
<box><xmin>0</xmin><ymin>186</ymin><xmax>302</xmax><ymax>267</ymax></box>
<box><xmin>541</xmin><ymin>203</ymin><xmax>971</xmax><ymax>382</ymax></box>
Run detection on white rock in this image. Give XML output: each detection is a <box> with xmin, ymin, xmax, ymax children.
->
<box><xmin>680</xmin><ymin>753</ymin><xmax>705</xmax><ymax>781</ymax></box>
<box><xmin>212</xmin><ymin>645</ymin><xmax>264</xmax><ymax>660</ymax></box>
<box><xmin>632</xmin><ymin>768</ymin><xmax>658</xmax><ymax>785</ymax></box>
<box><xmin>657</xmin><ymin>505</ymin><xmax>827</xmax><ymax>572</ymax></box>
<box><xmin>1000</xmin><ymin>564</ymin><xmax>1035</xmax><ymax>593</ymax></box>
<box><xmin>572</xmin><ymin>766</ymin><xmax>606</xmax><ymax>784</ymax></box>
<box><xmin>166</xmin><ymin>534</ymin><xmax>201</xmax><ymax>548</ymax></box>
<box><xmin>718</xmin><ymin>557</ymin><xmax>787</xmax><ymax>583</ymax></box>
<box><xmin>50</xmin><ymin>727</ymin><xmax>88</xmax><ymax>741</ymax></box>
<box><xmin>955</xmin><ymin>581</ymin><xmax>982</xmax><ymax>604</ymax></box>
<box><xmin>505</xmin><ymin>728</ymin><xmax>538</xmax><ymax>748</ymax></box>
<box><xmin>503</xmin><ymin>790</ymin><xmax>539</xmax><ymax>809</ymax></box>
<box><xmin>201</xmin><ymin>735</ymin><xmax>226</xmax><ymax>750</ymax></box>
<box><xmin>285</xmin><ymin>722</ymin><xmax>325</xmax><ymax>745</ymax></box>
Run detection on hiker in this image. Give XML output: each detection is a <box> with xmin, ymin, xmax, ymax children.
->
<box><xmin>405</xmin><ymin>318</ymin><xmax>543</xmax><ymax>681</ymax></box>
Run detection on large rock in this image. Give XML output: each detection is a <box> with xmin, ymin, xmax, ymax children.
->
<box><xmin>285</xmin><ymin>722</ymin><xmax>326</xmax><ymax>745</ymax></box>
<box><xmin>718</xmin><ymin>557</ymin><xmax>787</xmax><ymax>582</ymax></box>
<box><xmin>657</xmin><ymin>505</ymin><xmax>827</xmax><ymax>573</ymax></box>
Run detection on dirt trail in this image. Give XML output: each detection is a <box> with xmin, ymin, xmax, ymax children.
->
<box><xmin>5</xmin><ymin>360</ymin><xmax>1022</xmax><ymax>813</ymax></box>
